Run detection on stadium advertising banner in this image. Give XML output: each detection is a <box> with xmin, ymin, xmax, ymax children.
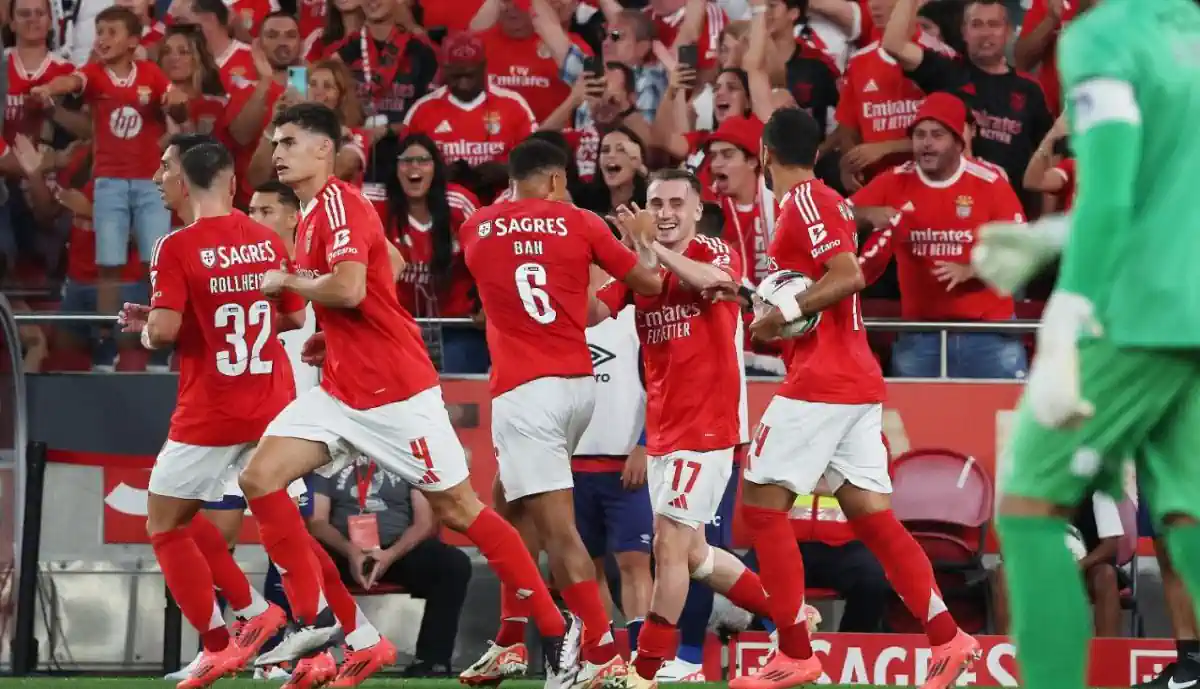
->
<box><xmin>725</xmin><ymin>632</ymin><xmax>1177</xmax><ymax>687</ymax></box>
<box><xmin>55</xmin><ymin>379</ymin><xmax>1025</xmax><ymax>545</ymax></box>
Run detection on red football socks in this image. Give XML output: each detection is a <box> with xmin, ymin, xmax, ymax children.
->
<box><xmin>151</xmin><ymin>527</ymin><xmax>230</xmax><ymax>652</ymax></box>
<box><xmin>742</xmin><ymin>504</ymin><xmax>813</xmax><ymax>659</ymax></box>
<box><xmin>466</xmin><ymin>507</ymin><xmax>566</xmax><ymax>637</ymax></box>
<box><xmin>307</xmin><ymin>533</ymin><xmax>360</xmax><ymax>633</ymax></box>
<box><xmin>495</xmin><ymin>584</ymin><xmax>530</xmax><ymax>647</ymax></box>
<box><xmin>632</xmin><ymin>615</ymin><xmax>677</xmax><ymax>680</ymax></box>
<box><xmin>188</xmin><ymin>515</ymin><xmax>254</xmax><ymax>612</ymax></box>
<box><xmin>249</xmin><ymin>489</ymin><xmax>324</xmax><ymax>624</ymax></box>
<box><xmin>850</xmin><ymin>509</ymin><xmax>958</xmax><ymax>646</ymax></box>
<box><xmin>561</xmin><ymin>580</ymin><xmax>617</xmax><ymax>664</ymax></box>
<box><xmin>723</xmin><ymin>568</ymin><xmax>773</xmax><ymax>619</ymax></box>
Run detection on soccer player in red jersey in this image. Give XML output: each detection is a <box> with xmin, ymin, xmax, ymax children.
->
<box><xmin>121</xmin><ymin>138</ymin><xmax>300</xmax><ymax>689</ymax></box>
<box><xmin>588</xmin><ymin>168</ymin><xmax>776</xmax><ymax>689</ymax></box>
<box><xmin>238</xmin><ymin>103</ymin><xmax>570</xmax><ymax>687</ymax></box>
<box><xmin>730</xmin><ymin>107</ymin><xmax>979</xmax><ymax>689</ymax></box>
<box><xmin>456</xmin><ymin>139</ymin><xmax>662</xmax><ymax>687</ymax></box>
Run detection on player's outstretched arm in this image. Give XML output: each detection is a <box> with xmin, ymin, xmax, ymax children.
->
<box><xmin>142</xmin><ymin>309</ymin><xmax>183</xmax><ymax>350</ymax></box>
<box><xmin>650</xmin><ymin>242</ymin><xmax>735</xmax><ymax>292</ymax></box>
<box><xmin>265</xmin><ymin>262</ymin><xmax>368</xmax><ymax>309</ymax></box>
<box><xmin>387</xmin><ymin>242</ymin><xmax>406</xmax><ymax>282</ymax></box>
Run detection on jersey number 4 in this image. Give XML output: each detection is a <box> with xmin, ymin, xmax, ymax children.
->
<box><xmin>216</xmin><ymin>300</ymin><xmax>273</xmax><ymax>376</ymax></box>
<box><xmin>515</xmin><ymin>262</ymin><xmax>557</xmax><ymax>324</ymax></box>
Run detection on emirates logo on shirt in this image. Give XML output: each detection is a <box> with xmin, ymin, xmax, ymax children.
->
<box><xmin>589</xmin><ymin>344</ymin><xmax>616</xmax><ymax>368</ymax></box>
<box><xmin>108</xmin><ymin>106</ymin><xmax>144</xmax><ymax>140</ymax></box>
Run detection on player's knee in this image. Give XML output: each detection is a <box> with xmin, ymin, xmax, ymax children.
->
<box><xmin>1086</xmin><ymin>563</ymin><xmax>1118</xmax><ymax>595</ymax></box>
<box><xmin>652</xmin><ymin>526</ymin><xmax>690</xmax><ymax>568</ymax></box>
<box><xmin>615</xmin><ymin>552</ymin><xmax>650</xmax><ymax>581</ymax></box>
<box><xmin>687</xmin><ymin>543</ymin><xmax>716</xmax><ymax>581</ymax></box>
<box><xmin>425</xmin><ymin>481</ymin><xmax>484</xmax><ymax>532</ymax></box>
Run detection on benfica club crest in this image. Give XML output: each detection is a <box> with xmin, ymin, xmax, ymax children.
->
<box><xmin>536</xmin><ymin>41</ymin><xmax>551</xmax><ymax>60</ymax></box>
<box><xmin>955</xmin><ymin>195</ymin><xmax>974</xmax><ymax>219</ymax></box>
<box><xmin>484</xmin><ymin>112</ymin><xmax>502</xmax><ymax>136</ymax></box>
<box><xmin>136</xmin><ymin>85</ymin><xmax>151</xmax><ymax>105</ymax></box>
<box><xmin>200</xmin><ymin>249</ymin><xmax>216</xmax><ymax>268</ymax></box>
<box><xmin>1010</xmin><ymin>91</ymin><xmax>1026</xmax><ymax>112</ymax></box>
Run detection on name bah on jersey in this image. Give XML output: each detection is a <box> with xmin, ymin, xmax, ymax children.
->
<box><xmin>639</xmin><ymin>303</ymin><xmax>702</xmax><ymax>345</ymax></box>
<box><xmin>863</xmin><ymin>99</ymin><xmax>921</xmax><ymax>133</ymax></box>
<box><xmin>478</xmin><ymin>216</ymin><xmax>568</xmax><ymax>256</ymax></box>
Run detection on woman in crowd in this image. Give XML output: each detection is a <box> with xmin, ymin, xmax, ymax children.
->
<box><xmin>384</xmin><ymin>133</ymin><xmax>486</xmax><ymax>374</ymax></box>
<box><xmin>578</xmin><ymin>126</ymin><xmax>648</xmax><ymax>218</ymax></box>
<box><xmin>158</xmin><ymin>25</ymin><xmax>227</xmax><ymax>137</ymax></box>
<box><xmin>302</xmin><ymin>0</ymin><xmax>365</xmax><ymax>61</ymax></box>
<box><xmin>5</xmin><ymin>0</ymin><xmax>78</xmax><ymax>143</ymax></box>
<box><xmin>246</xmin><ymin>59</ymin><xmax>375</xmax><ymax>190</ymax></box>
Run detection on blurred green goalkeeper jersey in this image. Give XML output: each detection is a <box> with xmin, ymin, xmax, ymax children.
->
<box><xmin>1057</xmin><ymin>0</ymin><xmax>1200</xmax><ymax>348</ymax></box>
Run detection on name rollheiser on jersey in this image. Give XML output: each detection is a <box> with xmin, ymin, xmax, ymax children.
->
<box><xmin>201</xmin><ymin>240</ymin><xmax>281</xmax><ymax>295</ymax></box>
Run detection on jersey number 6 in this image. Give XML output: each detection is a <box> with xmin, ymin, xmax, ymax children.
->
<box><xmin>515</xmin><ymin>262</ymin><xmax>557</xmax><ymax>324</ymax></box>
<box><xmin>216</xmin><ymin>300</ymin><xmax>274</xmax><ymax>376</ymax></box>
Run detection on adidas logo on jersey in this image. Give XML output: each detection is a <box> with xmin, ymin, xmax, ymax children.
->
<box><xmin>435</xmin><ymin>120</ymin><xmax>453</xmax><ymax>134</ymax></box>
<box><xmin>863</xmin><ymin>79</ymin><xmax>879</xmax><ymax>93</ymax></box>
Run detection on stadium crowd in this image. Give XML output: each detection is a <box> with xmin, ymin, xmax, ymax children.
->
<box><xmin>0</xmin><ymin>0</ymin><xmax>1073</xmax><ymax>376</ymax></box>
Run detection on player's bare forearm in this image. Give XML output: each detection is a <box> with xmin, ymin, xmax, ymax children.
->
<box><xmin>651</xmin><ymin>242</ymin><xmax>734</xmax><ymax>291</ymax></box>
<box><xmin>44</xmin><ymin>74</ymin><xmax>84</xmax><ymax>98</ymax></box>
<box><xmin>798</xmin><ymin>253</ymin><xmax>866</xmax><ymax>315</ymax></box>
<box><xmin>1077</xmin><ymin>537</ymin><xmax>1118</xmax><ymax>572</ymax></box>
<box><xmin>587</xmin><ymin>297</ymin><xmax>614</xmax><ymax>326</ymax></box>
<box><xmin>142</xmin><ymin>308</ymin><xmax>182</xmax><ymax>350</ymax></box>
<box><xmin>881</xmin><ymin>0</ymin><xmax>924</xmax><ymax>71</ymax></box>
<box><xmin>282</xmin><ymin>263</ymin><xmax>367</xmax><ymax>309</ymax></box>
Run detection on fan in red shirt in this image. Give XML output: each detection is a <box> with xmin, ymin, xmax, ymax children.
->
<box><xmin>834</xmin><ymin>9</ymin><xmax>955</xmax><ymax>189</ymax></box>
<box><xmin>475</xmin><ymin>0</ymin><xmax>595</xmax><ymax>123</ymax></box>
<box><xmin>242</xmin><ymin>103</ymin><xmax>570</xmax><ymax>686</ymax></box>
<box><xmin>158</xmin><ymin>26</ymin><xmax>229</xmax><ymax>137</ymax></box>
<box><xmin>120</xmin><ymin>139</ymin><xmax>302</xmax><ymax>689</ymax></box>
<box><xmin>659</xmin><ymin>68</ymin><xmax>757</xmax><ymax>202</ymax></box>
<box><xmin>3</xmin><ymin>0</ymin><xmax>74</xmax><ymax>146</ymax></box>
<box><xmin>183</xmin><ymin>0</ymin><xmax>259</xmax><ymax>89</ymax></box>
<box><xmin>646</xmin><ymin>0</ymin><xmax>727</xmax><ymax>72</ymax></box>
<box><xmin>1013</xmin><ymin>0</ymin><xmax>1088</xmax><ymax>115</ymax></box>
<box><xmin>418</xmin><ymin>0</ymin><xmax>484</xmax><ymax>32</ymax></box>
<box><xmin>457</xmin><ymin>138</ymin><xmax>661</xmax><ymax>686</ymax></box>
<box><xmin>732</xmin><ymin>107</ymin><xmax>979</xmax><ymax>689</ymax></box>
<box><xmin>587</xmin><ymin>168</ymin><xmax>773</xmax><ymax>689</ymax></box>
<box><xmin>403</xmin><ymin>32</ymin><xmax>538</xmax><ymax>166</ymax></box>
<box><xmin>853</xmin><ymin>93</ymin><xmax>1028</xmax><ymax>379</ymax></box>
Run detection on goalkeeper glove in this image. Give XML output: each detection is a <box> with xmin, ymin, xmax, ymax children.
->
<box><xmin>971</xmin><ymin>214</ymin><xmax>1070</xmax><ymax>295</ymax></box>
<box><xmin>1026</xmin><ymin>290</ymin><xmax>1103</xmax><ymax>429</ymax></box>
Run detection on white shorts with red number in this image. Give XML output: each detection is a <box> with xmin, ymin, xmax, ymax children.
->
<box><xmin>744</xmin><ymin>397</ymin><xmax>890</xmax><ymax>495</ymax></box>
<box><xmin>493</xmin><ymin>376</ymin><xmax>596</xmax><ymax>501</ymax></box>
<box><xmin>263</xmin><ymin>385</ymin><xmax>469</xmax><ymax>492</ymax></box>
<box><xmin>149</xmin><ymin>441</ymin><xmax>257</xmax><ymax>502</ymax></box>
<box><xmin>648</xmin><ymin>447</ymin><xmax>735</xmax><ymax>528</ymax></box>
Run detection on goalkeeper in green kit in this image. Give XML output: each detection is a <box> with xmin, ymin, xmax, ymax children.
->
<box><xmin>970</xmin><ymin>0</ymin><xmax>1200</xmax><ymax>688</ymax></box>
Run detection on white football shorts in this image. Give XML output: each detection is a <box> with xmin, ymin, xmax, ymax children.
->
<box><xmin>493</xmin><ymin>376</ymin><xmax>596</xmax><ymax>501</ymax></box>
<box><xmin>149</xmin><ymin>441</ymin><xmax>257</xmax><ymax>503</ymax></box>
<box><xmin>648</xmin><ymin>447</ymin><xmax>735</xmax><ymax>528</ymax></box>
<box><xmin>263</xmin><ymin>385</ymin><xmax>469</xmax><ymax>492</ymax></box>
<box><xmin>743</xmin><ymin>398</ymin><xmax>890</xmax><ymax>495</ymax></box>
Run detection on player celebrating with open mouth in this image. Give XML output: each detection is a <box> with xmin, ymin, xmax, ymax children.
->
<box><xmin>731</xmin><ymin>107</ymin><xmax>980</xmax><ymax>689</ymax></box>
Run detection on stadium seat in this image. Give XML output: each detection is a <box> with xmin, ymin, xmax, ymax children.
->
<box><xmin>888</xmin><ymin>448</ymin><xmax>994</xmax><ymax>634</ymax></box>
<box><xmin>1115</xmin><ymin>498</ymin><xmax>1145</xmax><ymax>637</ymax></box>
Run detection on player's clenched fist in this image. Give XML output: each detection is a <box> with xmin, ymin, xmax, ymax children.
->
<box><xmin>300</xmin><ymin>331</ymin><xmax>327</xmax><ymax>367</ymax></box>
<box><xmin>261</xmin><ymin>269</ymin><xmax>291</xmax><ymax>297</ymax></box>
<box><xmin>749</xmin><ymin>305</ymin><xmax>785</xmax><ymax>342</ymax></box>
<box><xmin>118</xmin><ymin>302</ymin><xmax>151</xmax><ymax>333</ymax></box>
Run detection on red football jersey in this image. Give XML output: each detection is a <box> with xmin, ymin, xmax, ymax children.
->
<box><xmin>294</xmin><ymin>177</ymin><xmax>439</xmax><ymax>409</ymax></box>
<box><xmin>719</xmin><ymin>194</ymin><xmax>771</xmax><ymax>285</ymax></box>
<box><xmin>853</xmin><ymin>158</ymin><xmax>1025</xmax><ymax>321</ymax></box>
<box><xmin>5</xmin><ymin>49</ymin><xmax>74</xmax><ymax>144</ymax></box>
<box><xmin>393</xmin><ymin>184</ymin><xmax>479</xmax><ymax>318</ymax></box>
<box><xmin>647</xmin><ymin>1</ymin><xmax>727</xmax><ymax>71</ymax></box>
<box><xmin>459</xmin><ymin>198</ymin><xmax>639</xmax><ymax>396</ymax></box>
<box><xmin>595</xmin><ymin>235</ymin><xmax>748</xmax><ymax>455</ymax></box>
<box><xmin>78</xmin><ymin>60</ymin><xmax>171</xmax><ymax>179</ymax></box>
<box><xmin>562</xmin><ymin>126</ymin><xmax>599</xmax><ymax>182</ymax></box>
<box><xmin>419</xmin><ymin>0</ymin><xmax>484</xmax><ymax>31</ymax></box>
<box><xmin>228</xmin><ymin>0</ymin><xmax>280</xmax><ymax>39</ymax></box>
<box><xmin>141</xmin><ymin>20</ymin><xmax>166</xmax><ymax>49</ymax></box>
<box><xmin>1052</xmin><ymin>157</ymin><xmax>1076</xmax><ymax>210</ymax></box>
<box><xmin>188</xmin><ymin>93</ymin><xmax>230</xmax><ymax>138</ymax></box>
<box><xmin>403</xmin><ymin>85</ymin><xmax>537</xmax><ymax>166</ymax></box>
<box><xmin>771</xmin><ymin>179</ymin><xmax>885</xmax><ymax>404</ymax></box>
<box><xmin>1018</xmin><ymin>0</ymin><xmax>1079</xmax><ymax>115</ymax></box>
<box><xmin>149</xmin><ymin>212</ymin><xmax>302</xmax><ymax>445</ymax></box>
<box><xmin>481</xmin><ymin>27</ymin><xmax>593</xmax><ymax>122</ymax></box>
<box><xmin>296</xmin><ymin>0</ymin><xmax>325</xmax><ymax>38</ymax></box>
<box><xmin>214</xmin><ymin>41</ymin><xmax>258</xmax><ymax>91</ymax></box>
<box><xmin>834</xmin><ymin>34</ymin><xmax>952</xmax><ymax>174</ymax></box>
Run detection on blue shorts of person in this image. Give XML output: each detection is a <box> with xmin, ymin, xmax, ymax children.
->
<box><xmin>204</xmin><ymin>476</ymin><xmax>314</xmax><ymax>517</ymax></box>
<box><xmin>891</xmin><ymin>331</ymin><xmax>1028</xmax><ymax>379</ymax></box>
<box><xmin>93</xmin><ymin>177</ymin><xmax>171</xmax><ymax>268</ymax></box>
<box><xmin>573</xmin><ymin>453</ymin><xmax>654</xmax><ymax>558</ymax></box>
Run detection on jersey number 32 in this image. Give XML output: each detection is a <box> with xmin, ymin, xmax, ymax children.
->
<box><xmin>216</xmin><ymin>300</ymin><xmax>274</xmax><ymax>376</ymax></box>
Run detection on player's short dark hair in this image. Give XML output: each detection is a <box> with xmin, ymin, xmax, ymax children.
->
<box><xmin>648</xmin><ymin>167</ymin><xmax>703</xmax><ymax>197</ymax></box>
<box><xmin>508</xmin><ymin>138</ymin><xmax>570</xmax><ymax>182</ymax></box>
<box><xmin>181</xmin><ymin>142</ymin><xmax>235</xmax><ymax>190</ymax></box>
<box><xmin>263</xmin><ymin>9</ymin><xmax>299</xmax><ymax>26</ymax></box>
<box><xmin>192</xmin><ymin>0</ymin><xmax>230</xmax><ymax>25</ymax></box>
<box><xmin>95</xmin><ymin>5</ymin><xmax>141</xmax><ymax>36</ymax></box>
<box><xmin>763</xmin><ymin>107</ymin><xmax>821</xmax><ymax>168</ymax></box>
<box><xmin>254</xmin><ymin>180</ymin><xmax>301</xmax><ymax>210</ymax></box>
<box><xmin>168</xmin><ymin>133</ymin><xmax>220</xmax><ymax>158</ymax></box>
<box><xmin>272</xmin><ymin>103</ymin><xmax>343</xmax><ymax>149</ymax></box>
<box><xmin>698</xmin><ymin>202</ymin><xmax>725</xmax><ymax>238</ymax></box>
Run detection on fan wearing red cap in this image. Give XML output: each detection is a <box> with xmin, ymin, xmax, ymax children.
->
<box><xmin>852</xmin><ymin>91</ymin><xmax>1029</xmax><ymax>379</ymax></box>
<box><xmin>709</xmin><ymin>115</ymin><xmax>772</xmax><ymax>284</ymax></box>
<box><xmin>402</xmin><ymin>31</ymin><xmax>538</xmax><ymax>167</ymax></box>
